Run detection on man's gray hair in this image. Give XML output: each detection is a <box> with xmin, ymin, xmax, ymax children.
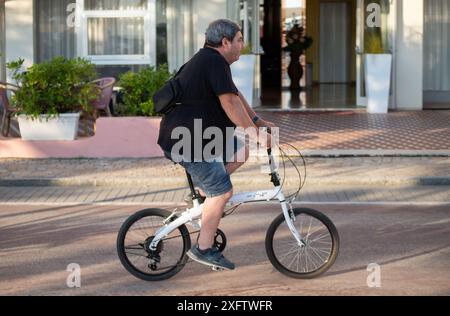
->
<box><xmin>205</xmin><ymin>19</ymin><xmax>241</xmax><ymax>47</ymax></box>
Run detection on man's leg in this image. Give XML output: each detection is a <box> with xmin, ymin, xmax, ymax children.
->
<box><xmin>197</xmin><ymin>189</ymin><xmax>233</xmax><ymax>250</ymax></box>
<box><xmin>225</xmin><ymin>144</ymin><xmax>249</xmax><ymax>175</ymax></box>
<box><xmin>195</xmin><ymin>145</ymin><xmax>247</xmax><ymax>249</ymax></box>
<box><xmin>185</xmin><ymin>162</ymin><xmax>236</xmax><ymax>270</ymax></box>
<box><xmin>194</xmin><ymin>145</ymin><xmax>248</xmax><ymax>199</ymax></box>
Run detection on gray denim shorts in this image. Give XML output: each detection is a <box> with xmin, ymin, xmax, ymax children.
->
<box><xmin>165</xmin><ymin>136</ymin><xmax>245</xmax><ymax>198</ymax></box>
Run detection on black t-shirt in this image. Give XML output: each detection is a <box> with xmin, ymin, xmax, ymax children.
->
<box><xmin>157</xmin><ymin>47</ymin><xmax>239</xmax><ymax>161</ymax></box>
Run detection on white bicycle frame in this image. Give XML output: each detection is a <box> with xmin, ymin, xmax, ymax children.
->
<box><xmin>149</xmin><ymin>152</ymin><xmax>306</xmax><ymax>252</ymax></box>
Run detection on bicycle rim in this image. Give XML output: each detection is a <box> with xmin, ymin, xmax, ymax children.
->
<box><xmin>117</xmin><ymin>209</ymin><xmax>191</xmax><ymax>281</ymax></box>
<box><xmin>266</xmin><ymin>208</ymin><xmax>339</xmax><ymax>279</ymax></box>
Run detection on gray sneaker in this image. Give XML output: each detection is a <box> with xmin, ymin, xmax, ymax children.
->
<box><xmin>187</xmin><ymin>245</ymin><xmax>235</xmax><ymax>271</ymax></box>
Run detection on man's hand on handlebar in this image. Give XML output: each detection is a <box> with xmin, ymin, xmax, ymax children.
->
<box><xmin>256</xmin><ymin>118</ymin><xmax>277</xmax><ymax>131</ymax></box>
<box><xmin>260</xmin><ymin>128</ymin><xmax>273</xmax><ymax>149</ymax></box>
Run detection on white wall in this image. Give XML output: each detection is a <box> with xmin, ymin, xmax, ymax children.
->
<box><xmin>395</xmin><ymin>0</ymin><xmax>424</xmax><ymax>110</ymax></box>
<box><xmin>192</xmin><ymin>0</ymin><xmax>228</xmax><ymax>52</ymax></box>
<box><xmin>5</xmin><ymin>0</ymin><xmax>35</xmax><ymax>82</ymax></box>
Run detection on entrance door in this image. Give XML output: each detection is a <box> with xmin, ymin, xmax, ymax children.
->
<box><xmin>319</xmin><ymin>2</ymin><xmax>350</xmax><ymax>83</ymax></box>
<box><xmin>261</xmin><ymin>0</ymin><xmax>282</xmax><ymax>87</ymax></box>
<box><xmin>356</xmin><ymin>0</ymin><xmax>396</xmax><ymax>107</ymax></box>
<box><xmin>423</xmin><ymin>0</ymin><xmax>450</xmax><ymax>108</ymax></box>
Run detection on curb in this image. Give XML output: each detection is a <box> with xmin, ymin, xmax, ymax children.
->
<box><xmin>2</xmin><ymin>176</ymin><xmax>450</xmax><ymax>187</ymax></box>
<box><xmin>2</xmin><ymin>150</ymin><xmax>450</xmax><ymax>160</ymax></box>
<box><xmin>297</xmin><ymin>150</ymin><xmax>450</xmax><ymax>157</ymax></box>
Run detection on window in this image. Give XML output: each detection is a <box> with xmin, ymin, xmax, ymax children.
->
<box><xmin>155</xmin><ymin>0</ymin><xmax>167</xmax><ymax>66</ymax></box>
<box><xmin>76</xmin><ymin>0</ymin><xmax>156</xmax><ymax>65</ymax></box>
<box><xmin>36</xmin><ymin>0</ymin><xmax>76</xmax><ymax>63</ymax></box>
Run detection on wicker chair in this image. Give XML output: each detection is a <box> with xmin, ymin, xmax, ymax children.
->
<box><xmin>91</xmin><ymin>77</ymin><xmax>116</xmax><ymax>118</ymax></box>
<box><xmin>0</xmin><ymin>82</ymin><xmax>19</xmax><ymax>137</ymax></box>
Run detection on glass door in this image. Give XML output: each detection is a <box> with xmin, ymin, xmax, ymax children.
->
<box><xmin>356</xmin><ymin>0</ymin><xmax>396</xmax><ymax>108</ymax></box>
<box><xmin>423</xmin><ymin>0</ymin><xmax>450</xmax><ymax>108</ymax></box>
<box><xmin>0</xmin><ymin>0</ymin><xmax>5</xmax><ymax>81</ymax></box>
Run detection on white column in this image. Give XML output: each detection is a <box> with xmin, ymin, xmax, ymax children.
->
<box><xmin>192</xmin><ymin>0</ymin><xmax>228</xmax><ymax>52</ymax></box>
<box><xmin>395</xmin><ymin>0</ymin><xmax>424</xmax><ymax>110</ymax></box>
<box><xmin>227</xmin><ymin>0</ymin><xmax>240</xmax><ymax>23</ymax></box>
<box><xmin>5</xmin><ymin>0</ymin><xmax>35</xmax><ymax>82</ymax></box>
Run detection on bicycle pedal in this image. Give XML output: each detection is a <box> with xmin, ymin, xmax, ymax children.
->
<box><xmin>211</xmin><ymin>266</ymin><xmax>225</xmax><ymax>272</ymax></box>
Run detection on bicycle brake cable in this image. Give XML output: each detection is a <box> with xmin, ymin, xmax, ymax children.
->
<box><xmin>278</xmin><ymin>143</ymin><xmax>307</xmax><ymax>202</ymax></box>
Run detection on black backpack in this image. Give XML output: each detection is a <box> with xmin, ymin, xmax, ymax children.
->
<box><xmin>153</xmin><ymin>64</ymin><xmax>186</xmax><ymax>115</ymax></box>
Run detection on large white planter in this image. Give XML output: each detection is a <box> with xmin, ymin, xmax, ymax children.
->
<box><xmin>18</xmin><ymin>113</ymin><xmax>81</xmax><ymax>141</ymax></box>
<box><xmin>231</xmin><ymin>54</ymin><xmax>256</xmax><ymax>107</ymax></box>
<box><xmin>364</xmin><ymin>54</ymin><xmax>393</xmax><ymax>114</ymax></box>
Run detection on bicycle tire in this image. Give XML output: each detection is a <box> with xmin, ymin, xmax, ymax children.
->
<box><xmin>117</xmin><ymin>208</ymin><xmax>191</xmax><ymax>281</ymax></box>
<box><xmin>265</xmin><ymin>208</ymin><xmax>339</xmax><ymax>279</ymax></box>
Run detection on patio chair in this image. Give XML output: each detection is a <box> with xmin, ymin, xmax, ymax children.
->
<box><xmin>0</xmin><ymin>82</ymin><xmax>20</xmax><ymax>137</ymax></box>
<box><xmin>81</xmin><ymin>77</ymin><xmax>116</xmax><ymax>136</ymax></box>
<box><xmin>91</xmin><ymin>77</ymin><xmax>116</xmax><ymax>118</ymax></box>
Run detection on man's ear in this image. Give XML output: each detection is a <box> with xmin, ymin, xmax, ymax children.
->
<box><xmin>222</xmin><ymin>37</ymin><xmax>231</xmax><ymax>47</ymax></box>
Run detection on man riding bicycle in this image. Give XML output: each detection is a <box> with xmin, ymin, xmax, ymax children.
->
<box><xmin>158</xmin><ymin>19</ymin><xmax>276</xmax><ymax>271</ymax></box>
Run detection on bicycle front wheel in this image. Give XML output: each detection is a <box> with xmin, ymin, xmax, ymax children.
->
<box><xmin>117</xmin><ymin>208</ymin><xmax>191</xmax><ymax>281</ymax></box>
<box><xmin>265</xmin><ymin>208</ymin><xmax>339</xmax><ymax>279</ymax></box>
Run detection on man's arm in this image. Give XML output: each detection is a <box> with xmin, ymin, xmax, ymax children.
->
<box><xmin>219</xmin><ymin>93</ymin><xmax>256</xmax><ymax>130</ymax></box>
<box><xmin>237</xmin><ymin>91</ymin><xmax>258</xmax><ymax>120</ymax></box>
<box><xmin>218</xmin><ymin>93</ymin><xmax>270</xmax><ymax>146</ymax></box>
<box><xmin>237</xmin><ymin>91</ymin><xmax>276</xmax><ymax>129</ymax></box>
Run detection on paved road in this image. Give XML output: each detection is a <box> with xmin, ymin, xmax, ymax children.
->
<box><xmin>0</xmin><ymin>203</ymin><xmax>449</xmax><ymax>296</ymax></box>
<box><xmin>1</xmin><ymin>185</ymin><xmax>449</xmax><ymax>205</ymax></box>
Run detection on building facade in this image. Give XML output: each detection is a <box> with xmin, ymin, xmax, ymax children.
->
<box><xmin>1</xmin><ymin>0</ymin><xmax>449</xmax><ymax>110</ymax></box>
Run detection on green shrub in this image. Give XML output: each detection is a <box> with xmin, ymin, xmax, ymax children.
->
<box><xmin>241</xmin><ymin>44</ymin><xmax>253</xmax><ymax>55</ymax></box>
<box><xmin>7</xmin><ymin>57</ymin><xmax>99</xmax><ymax>119</ymax></box>
<box><xmin>365</xmin><ymin>30</ymin><xmax>385</xmax><ymax>54</ymax></box>
<box><xmin>117</xmin><ymin>64</ymin><xmax>172</xmax><ymax>117</ymax></box>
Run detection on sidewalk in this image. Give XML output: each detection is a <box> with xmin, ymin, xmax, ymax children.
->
<box><xmin>1</xmin><ymin>156</ymin><xmax>449</xmax><ymax>205</ymax></box>
<box><xmin>1</xmin><ymin>156</ymin><xmax>450</xmax><ymax>187</ymax></box>
<box><xmin>258</xmin><ymin>110</ymin><xmax>450</xmax><ymax>154</ymax></box>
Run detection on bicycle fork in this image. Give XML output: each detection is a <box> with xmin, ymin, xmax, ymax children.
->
<box><xmin>278</xmin><ymin>193</ymin><xmax>306</xmax><ymax>248</ymax></box>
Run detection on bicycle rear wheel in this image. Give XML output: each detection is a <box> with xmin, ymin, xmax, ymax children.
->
<box><xmin>117</xmin><ymin>208</ymin><xmax>191</xmax><ymax>281</ymax></box>
<box><xmin>265</xmin><ymin>208</ymin><xmax>339</xmax><ymax>279</ymax></box>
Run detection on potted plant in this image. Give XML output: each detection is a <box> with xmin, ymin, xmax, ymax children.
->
<box><xmin>364</xmin><ymin>29</ymin><xmax>392</xmax><ymax>114</ymax></box>
<box><xmin>283</xmin><ymin>24</ymin><xmax>313</xmax><ymax>90</ymax></box>
<box><xmin>116</xmin><ymin>64</ymin><xmax>172</xmax><ymax>117</ymax></box>
<box><xmin>7</xmin><ymin>57</ymin><xmax>99</xmax><ymax>140</ymax></box>
<box><xmin>231</xmin><ymin>44</ymin><xmax>257</xmax><ymax>107</ymax></box>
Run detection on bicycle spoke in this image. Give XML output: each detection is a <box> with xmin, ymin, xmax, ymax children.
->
<box><xmin>309</xmin><ymin>233</ymin><xmax>330</xmax><ymax>243</ymax></box>
<box><xmin>125</xmin><ymin>251</ymin><xmax>147</xmax><ymax>258</ymax></box>
<box><xmin>308</xmin><ymin>246</ymin><xmax>327</xmax><ymax>264</ymax></box>
<box><xmin>287</xmin><ymin>248</ymin><xmax>301</xmax><ymax>270</ymax></box>
<box><xmin>307</xmin><ymin>217</ymin><xmax>313</xmax><ymax>239</ymax></box>
<box><xmin>278</xmin><ymin>244</ymin><xmax>302</xmax><ymax>263</ymax></box>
